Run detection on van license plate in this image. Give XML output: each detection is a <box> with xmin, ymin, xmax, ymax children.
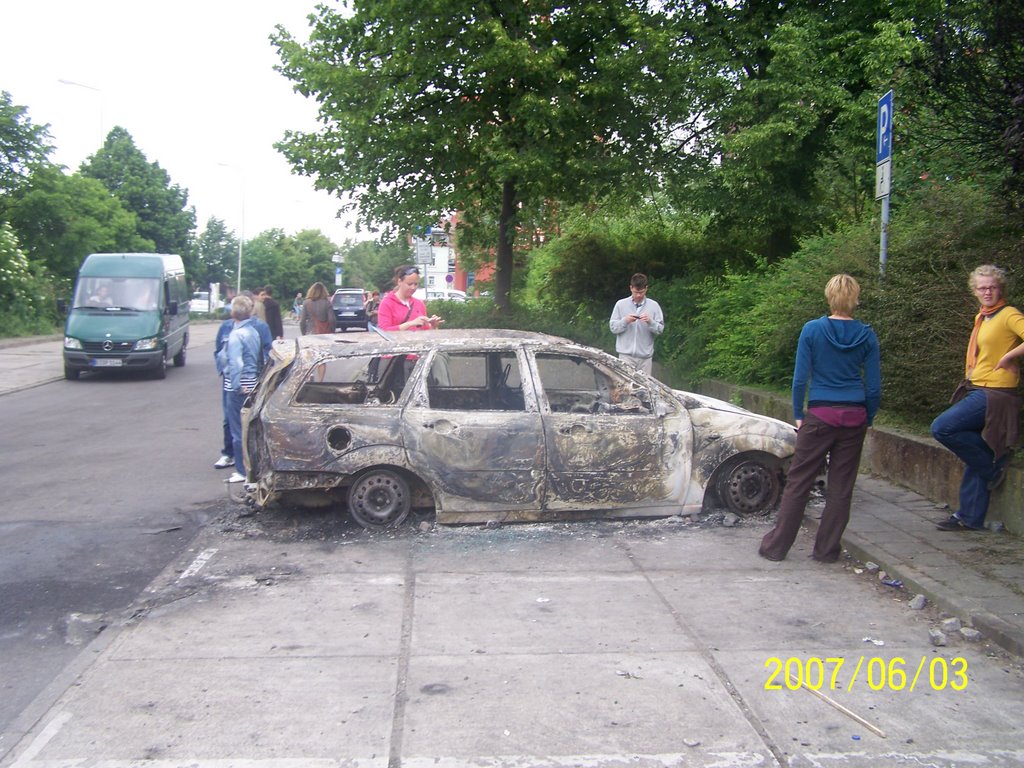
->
<box><xmin>91</xmin><ymin>358</ymin><xmax>123</xmax><ymax>367</ymax></box>
<box><xmin>341</xmin><ymin>311</ymin><xmax>356</xmax><ymax>316</ymax></box>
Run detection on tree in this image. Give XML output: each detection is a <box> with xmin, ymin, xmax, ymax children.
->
<box><xmin>340</xmin><ymin>238</ymin><xmax>413</xmax><ymax>293</ymax></box>
<box><xmin>273</xmin><ymin>1</ymin><xmax>680</xmax><ymax>310</ymax></box>
<box><xmin>5</xmin><ymin>167</ymin><xmax>153</xmax><ymax>283</ymax></box>
<box><xmin>80</xmin><ymin>127</ymin><xmax>196</xmax><ymax>261</ymax></box>
<box><xmin>194</xmin><ymin>216</ymin><xmax>239</xmax><ymax>290</ymax></box>
<box><xmin>0</xmin><ymin>91</ymin><xmax>55</xmax><ymax>216</ymax></box>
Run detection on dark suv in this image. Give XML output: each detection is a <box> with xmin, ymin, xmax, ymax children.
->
<box><xmin>331</xmin><ymin>289</ymin><xmax>368</xmax><ymax>331</ymax></box>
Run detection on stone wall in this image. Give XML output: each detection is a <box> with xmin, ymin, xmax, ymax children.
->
<box><xmin>695</xmin><ymin>379</ymin><xmax>1022</xmax><ymax>537</ymax></box>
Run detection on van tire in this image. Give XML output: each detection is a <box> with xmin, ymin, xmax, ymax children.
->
<box><xmin>173</xmin><ymin>345</ymin><xmax>186</xmax><ymax>367</ymax></box>
<box><xmin>152</xmin><ymin>358</ymin><xmax>167</xmax><ymax>379</ymax></box>
<box><xmin>64</xmin><ymin>365</ymin><xmax>80</xmax><ymax>381</ymax></box>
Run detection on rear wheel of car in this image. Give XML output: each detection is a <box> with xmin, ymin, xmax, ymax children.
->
<box><xmin>348</xmin><ymin>469</ymin><xmax>411</xmax><ymax>529</ymax></box>
<box><xmin>715</xmin><ymin>453</ymin><xmax>781</xmax><ymax>515</ymax></box>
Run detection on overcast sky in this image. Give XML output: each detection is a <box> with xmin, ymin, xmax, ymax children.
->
<box><xmin>2</xmin><ymin>0</ymin><xmax>365</xmax><ymax>246</ymax></box>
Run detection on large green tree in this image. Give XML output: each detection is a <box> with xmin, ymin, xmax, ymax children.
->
<box><xmin>194</xmin><ymin>216</ymin><xmax>239</xmax><ymax>291</ymax></box>
<box><xmin>0</xmin><ymin>91</ymin><xmax>55</xmax><ymax>217</ymax></box>
<box><xmin>5</xmin><ymin>167</ymin><xmax>153</xmax><ymax>283</ymax></box>
<box><xmin>80</xmin><ymin>127</ymin><xmax>196</xmax><ymax>261</ymax></box>
<box><xmin>273</xmin><ymin>0</ymin><xmax>681</xmax><ymax>310</ymax></box>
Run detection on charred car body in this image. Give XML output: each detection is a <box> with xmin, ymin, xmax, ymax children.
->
<box><xmin>242</xmin><ymin>330</ymin><xmax>796</xmax><ymax>529</ymax></box>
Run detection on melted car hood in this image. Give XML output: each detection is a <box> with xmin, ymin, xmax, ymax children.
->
<box><xmin>673</xmin><ymin>389</ymin><xmax>793</xmax><ymax>431</ymax></box>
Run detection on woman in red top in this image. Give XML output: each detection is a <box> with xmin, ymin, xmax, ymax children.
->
<box><xmin>377</xmin><ymin>265</ymin><xmax>444</xmax><ymax>331</ymax></box>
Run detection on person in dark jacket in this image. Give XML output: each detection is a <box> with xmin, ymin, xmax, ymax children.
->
<box><xmin>260</xmin><ymin>285</ymin><xmax>284</xmax><ymax>340</ymax></box>
<box><xmin>759</xmin><ymin>274</ymin><xmax>882</xmax><ymax>563</ymax></box>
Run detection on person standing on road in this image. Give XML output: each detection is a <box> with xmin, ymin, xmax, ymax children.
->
<box><xmin>932</xmin><ymin>265</ymin><xmax>1024</xmax><ymax>531</ymax></box>
<box><xmin>299</xmin><ymin>282</ymin><xmax>335</xmax><ymax>335</ymax></box>
<box><xmin>216</xmin><ymin>295</ymin><xmax>263</xmax><ymax>483</ymax></box>
<box><xmin>365</xmin><ymin>290</ymin><xmax>381</xmax><ymax>326</ymax></box>
<box><xmin>260</xmin><ymin>285</ymin><xmax>284</xmax><ymax>340</ymax></box>
<box><xmin>292</xmin><ymin>291</ymin><xmax>303</xmax><ymax>321</ymax></box>
<box><xmin>609</xmin><ymin>273</ymin><xmax>664</xmax><ymax>376</ymax></box>
<box><xmin>214</xmin><ymin>294</ymin><xmax>272</xmax><ymax>472</ymax></box>
<box><xmin>377</xmin><ymin>265</ymin><xmax>443</xmax><ymax>331</ymax></box>
<box><xmin>759</xmin><ymin>274</ymin><xmax>881</xmax><ymax>563</ymax></box>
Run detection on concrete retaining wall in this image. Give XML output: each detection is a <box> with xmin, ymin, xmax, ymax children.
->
<box><xmin>696</xmin><ymin>379</ymin><xmax>1023</xmax><ymax>537</ymax></box>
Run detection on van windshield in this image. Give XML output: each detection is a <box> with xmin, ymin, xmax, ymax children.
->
<box><xmin>73</xmin><ymin>277</ymin><xmax>161</xmax><ymax>311</ymax></box>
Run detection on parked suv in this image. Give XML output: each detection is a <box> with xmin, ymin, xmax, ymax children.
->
<box><xmin>331</xmin><ymin>288</ymin><xmax>368</xmax><ymax>331</ymax></box>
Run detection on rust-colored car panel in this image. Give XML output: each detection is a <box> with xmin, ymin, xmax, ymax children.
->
<box><xmin>242</xmin><ymin>330</ymin><xmax>797</xmax><ymax>528</ymax></box>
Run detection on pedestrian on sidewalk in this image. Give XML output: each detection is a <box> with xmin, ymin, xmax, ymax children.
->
<box><xmin>759</xmin><ymin>274</ymin><xmax>881</xmax><ymax>563</ymax></box>
<box><xmin>932</xmin><ymin>265</ymin><xmax>1024</xmax><ymax>531</ymax></box>
<box><xmin>216</xmin><ymin>295</ymin><xmax>263</xmax><ymax>483</ymax></box>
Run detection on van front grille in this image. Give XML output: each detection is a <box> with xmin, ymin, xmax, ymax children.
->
<box><xmin>81</xmin><ymin>341</ymin><xmax>135</xmax><ymax>353</ymax></box>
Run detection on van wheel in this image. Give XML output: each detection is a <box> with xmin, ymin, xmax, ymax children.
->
<box><xmin>64</xmin><ymin>365</ymin><xmax>80</xmax><ymax>381</ymax></box>
<box><xmin>347</xmin><ymin>469</ymin><xmax>411</xmax><ymax>529</ymax></box>
<box><xmin>173</xmin><ymin>346</ymin><xmax>186</xmax><ymax>367</ymax></box>
<box><xmin>152</xmin><ymin>358</ymin><xmax>167</xmax><ymax>379</ymax></box>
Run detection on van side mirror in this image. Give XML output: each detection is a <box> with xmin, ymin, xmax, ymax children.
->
<box><xmin>57</xmin><ymin>298</ymin><xmax>68</xmax><ymax>315</ymax></box>
<box><xmin>167</xmin><ymin>300</ymin><xmax>179</xmax><ymax>315</ymax></box>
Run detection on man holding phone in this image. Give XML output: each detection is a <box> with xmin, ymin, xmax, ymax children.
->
<box><xmin>609</xmin><ymin>273</ymin><xmax>665</xmax><ymax>376</ymax></box>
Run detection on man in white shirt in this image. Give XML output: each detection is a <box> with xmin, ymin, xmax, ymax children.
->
<box><xmin>609</xmin><ymin>273</ymin><xmax>664</xmax><ymax>376</ymax></box>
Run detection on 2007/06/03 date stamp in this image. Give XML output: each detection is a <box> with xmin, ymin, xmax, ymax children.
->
<box><xmin>765</xmin><ymin>656</ymin><xmax>968</xmax><ymax>692</ymax></box>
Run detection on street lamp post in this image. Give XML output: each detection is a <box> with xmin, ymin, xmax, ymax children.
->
<box><xmin>57</xmin><ymin>78</ymin><xmax>104</xmax><ymax>148</ymax></box>
<box><xmin>217</xmin><ymin>163</ymin><xmax>245</xmax><ymax>294</ymax></box>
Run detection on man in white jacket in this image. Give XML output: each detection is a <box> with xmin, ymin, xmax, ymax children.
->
<box><xmin>609</xmin><ymin>273</ymin><xmax>664</xmax><ymax>376</ymax></box>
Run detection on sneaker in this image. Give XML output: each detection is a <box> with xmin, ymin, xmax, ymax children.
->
<box><xmin>214</xmin><ymin>455</ymin><xmax>234</xmax><ymax>469</ymax></box>
<box><xmin>225</xmin><ymin>472</ymin><xmax>246</xmax><ymax>483</ymax></box>
<box><xmin>936</xmin><ymin>515</ymin><xmax>981</xmax><ymax>531</ymax></box>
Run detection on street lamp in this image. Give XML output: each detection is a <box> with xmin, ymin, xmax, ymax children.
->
<box><xmin>57</xmin><ymin>78</ymin><xmax>104</xmax><ymax>148</ymax></box>
<box><xmin>217</xmin><ymin>163</ymin><xmax>245</xmax><ymax>294</ymax></box>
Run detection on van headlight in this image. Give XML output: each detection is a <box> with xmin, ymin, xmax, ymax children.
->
<box><xmin>64</xmin><ymin>337</ymin><xmax>82</xmax><ymax>350</ymax></box>
<box><xmin>133</xmin><ymin>337</ymin><xmax>160</xmax><ymax>351</ymax></box>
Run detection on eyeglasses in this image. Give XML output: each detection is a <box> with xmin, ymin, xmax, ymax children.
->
<box><xmin>976</xmin><ymin>286</ymin><xmax>999</xmax><ymax>293</ymax></box>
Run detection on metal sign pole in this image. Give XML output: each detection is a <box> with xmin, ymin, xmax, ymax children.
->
<box><xmin>876</xmin><ymin>90</ymin><xmax>894</xmax><ymax>279</ymax></box>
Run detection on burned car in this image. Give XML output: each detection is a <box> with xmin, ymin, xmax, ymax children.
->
<box><xmin>242</xmin><ymin>330</ymin><xmax>796</xmax><ymax>529</ymax></box>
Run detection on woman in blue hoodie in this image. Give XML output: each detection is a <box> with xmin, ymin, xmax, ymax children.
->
<box><xmin>759</xmin><ymin>274</ymin><xmax>882</xmax><ymax>563</ymax></box>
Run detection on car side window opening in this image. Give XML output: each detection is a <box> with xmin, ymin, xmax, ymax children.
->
<box><xmin>426</xmin><ymin>351</ymin><xmax>526</xmax><ymax>411</ymax></box>
<box><xmin>535</xmin><ymin>353</ymin><xmax>652</xmax><ymax>415</ymax></box>
<box><xmin>294</xmin><ymin>354</ymin><xmax>411</xmax><ymax>405</ymax></box>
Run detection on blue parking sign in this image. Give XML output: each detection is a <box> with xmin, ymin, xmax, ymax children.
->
<box><xmin>877</xmin><ymin>90</ymin><xmax>893</xmax><ymax>164</ymax></box>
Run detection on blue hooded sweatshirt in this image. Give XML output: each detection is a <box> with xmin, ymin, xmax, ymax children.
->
<box><xmin>792</xmin><ymin>316</ymin><xmax>881</xmax><ymax>424</ymax></box>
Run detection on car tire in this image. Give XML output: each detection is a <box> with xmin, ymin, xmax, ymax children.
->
<box><xmin>173</xmin><ymin>345</ymin><xmax>186</xmax><ymax>367</ymax></box>
<box><xmin>347</xmin><ymin>469</ymin><xmax>412</xmax><ymax>529</ymax></box>
<box><xmin>64</xmin><ymin>364</ymin><xmax>80</xmax><ymax>381</ymax></box>
<box><xmin>152</xmin><ymin>357</ymin><xmax>167</xmax><ymax>380</ymax></box>
<box><xmin>715</xmin><ymin>453</ymin><xmax>782</xmax><ymax>515</ymax></box>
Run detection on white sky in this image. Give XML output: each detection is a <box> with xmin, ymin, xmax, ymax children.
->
<box><xmin>2</xmin><ymin>0</ymin><xmax>366</xmax><ymax>245</ymax></box>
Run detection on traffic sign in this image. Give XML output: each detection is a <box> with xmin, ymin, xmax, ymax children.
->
<box><xmin>875</xmin><ymin>160</ymin><xmax>891</xmax><ymax>200</ymax></box>
<box><xmin>876</xmin><ymin>90</ymin><xmax>893</xmax><ymax>165</ymax></box>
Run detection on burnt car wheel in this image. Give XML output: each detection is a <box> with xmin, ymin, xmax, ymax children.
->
<box><xmin>715</xmin><ymin>454</ymin><xmax>782</xmax><ymax>515</ymax></box>
<box><xmin>347</xmin><ymin>469</ymin><xmax>411</xmax><ymax>529</ymax></box>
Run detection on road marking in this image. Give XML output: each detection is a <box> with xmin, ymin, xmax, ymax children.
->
<box><xmin>11</xmin><ymin>710</ymin><xmax>71</xmax><ymax>767</ymax></box>
<box><xmin>178</xmin><ymin>548</ymin><xmax>219</xmax><ymax>580</ymax></box>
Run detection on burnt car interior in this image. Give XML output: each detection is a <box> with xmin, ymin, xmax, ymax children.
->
<box><xmin>294</xmin><ymin>353</ymin><xmax>415</xmax><ymax>406</ymax></box>
<box><xmin>426</xmin><ymin>351</ymin><xmax>525</xmax><ymax>411</ymax></box>
<box><xmin>535</xmin><ymin>353</ymin><xmax>653</xmax><ymax>415</ymax></box>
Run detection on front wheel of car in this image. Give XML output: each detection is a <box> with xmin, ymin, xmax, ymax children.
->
<box><xmin>715</xmin><ymin>453</ymin><xmax>782</xmax><ymax>515</ymax></box>
<box><xmin>348</xmin><ymin>469</ymin><xmax>411</xmax><ymax>529</ymax></box>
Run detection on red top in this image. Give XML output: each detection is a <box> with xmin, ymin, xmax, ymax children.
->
<box><xmin>377</xmin><ymin>291</ymin><xmax>429</xmax><ymax>331</ymax></box>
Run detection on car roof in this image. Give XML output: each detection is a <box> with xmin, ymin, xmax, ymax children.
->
<box><xmin>292</xmin><ymin>328</ymin><xmax>579</xmax><ymax>355</ymax></box>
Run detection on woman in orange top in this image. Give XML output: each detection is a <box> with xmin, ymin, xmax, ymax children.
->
<box><xmin>931</xmin><ymin>265</ymin><xmax>1024</xmax><ymax>531</ymax></box>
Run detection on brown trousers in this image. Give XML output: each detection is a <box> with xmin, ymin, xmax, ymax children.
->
<box><xmin>759</xmin><ymin>414</ymin><xmax>868</xmax><ymax>562</ymax></box>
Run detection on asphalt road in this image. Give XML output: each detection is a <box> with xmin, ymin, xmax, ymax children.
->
<box><xmin>0</xmin><ymin>323</ymin><xmax>231</xmax><ymax>745</ymax></box>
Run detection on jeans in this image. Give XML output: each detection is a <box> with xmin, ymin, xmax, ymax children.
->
<box><xmin>930</xmin><ymin>389</ymin><xmax>1002</xmax><ymax>529</ymax></box>
<box><xmin>225</xmin><ymin>388</ymin><xmax>248</xmax><ymax>475</ymax></box>
<box><xmin>221</xmin><ymin>386</ymin><xmax>234</xmax><ymax>459</ymax></box>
